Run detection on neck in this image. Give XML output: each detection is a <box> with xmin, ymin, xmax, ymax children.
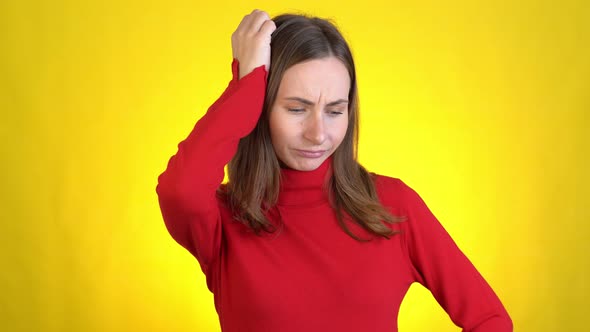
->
<box><xmin>277</xmin><ymin>157</ymin><xmax>333</xmax><ymax>207</ymax></box>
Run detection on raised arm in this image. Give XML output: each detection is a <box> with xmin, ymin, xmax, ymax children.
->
<box><xmin>155</xmin><ymin>9</ymin><xmax>276</xmax><ymax>287</ymax></box>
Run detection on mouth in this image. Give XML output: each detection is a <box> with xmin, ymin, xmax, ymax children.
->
<box><xmin>294</xmin><ymin>149</ymin><xmax>327</xmax><ymax>158</ymax></box>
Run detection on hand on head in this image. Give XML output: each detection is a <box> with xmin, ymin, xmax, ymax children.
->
<box><xmin>231</xmin><ymin>9</ymin><xmax>276</xmax><ymax>80</ymax></box>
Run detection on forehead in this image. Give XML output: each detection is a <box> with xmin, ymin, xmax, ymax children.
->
<box><xmin>276</xmin><ymin>57</ymin><xmax>350</xmax><ymax>101</ymax></box>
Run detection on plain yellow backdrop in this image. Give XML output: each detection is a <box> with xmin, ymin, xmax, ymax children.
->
<box><xmin>1</xmin><ymin>0</ymin><xmax>588</xmax><ymax>331</ymax></box>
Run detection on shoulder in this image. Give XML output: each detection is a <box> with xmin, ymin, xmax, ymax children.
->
<box><xmin>370</xmin><ymin>173</ymin><xmax>406</xmax><ymax>213</ymax></box>
<box><xmin>370</xmin><ymin>172</ymin><xmax>425</xmax><ymax>216</ymax></box>
<box><xmin>371</xmin><ymin>173</ymin><xmax>410</xmax><ymax>201</ymax></box>
<box><xmin>371</xmin><ymin>173</ymin><xmax>405</xmax><ymax>193</ymax></box>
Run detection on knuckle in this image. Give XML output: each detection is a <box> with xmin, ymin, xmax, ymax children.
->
<box><xmin>255</xmin><ymin>11</ymin><xmax>267</xmax><ymax>19</ymax></box>
<box><xmin>265</xmin><ymin>20</ymin><xmax>276</xmax><ymax>28</ymax></box>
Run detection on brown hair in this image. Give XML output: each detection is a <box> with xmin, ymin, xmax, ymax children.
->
<box><xmin>223</xmin><ymin>13</ymin><xmax>406</xmax><ymax>242</ymax></box>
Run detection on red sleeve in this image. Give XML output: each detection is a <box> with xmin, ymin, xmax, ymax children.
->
<box><xmin>155</xmin><ymin>59</ymin><xmax>267</xmax><ymax>284</ymax></box>
<box><xmin>397</xmin><ymin>179</ymin><xmax>513</xmax><ymax>331</ymax></box>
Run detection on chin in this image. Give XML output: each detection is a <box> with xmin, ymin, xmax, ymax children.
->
<box><xmin>288</xmin><ymin>157</ymin><xmax>327</xmax><ymax>171</ymax></box>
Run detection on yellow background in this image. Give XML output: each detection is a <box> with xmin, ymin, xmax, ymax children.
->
<box><xmin>1</xmin><ymin>0</ymin><xmax>588</xmax><ymax>331</ymax></box>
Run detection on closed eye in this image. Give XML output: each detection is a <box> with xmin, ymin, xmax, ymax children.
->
<box><xmin>328</xmin><ymin>110</ymin><xmax>345</xmax><ymax>116</ymax></box>
<box><xmin>287</xmin><ymin>108</ymin><xmax>305</xmax><ymax>113</ymax></box>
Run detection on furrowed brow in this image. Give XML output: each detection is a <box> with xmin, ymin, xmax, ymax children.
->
<box><xmin>284</xmin><ymin>97</ymin><xmax>348</xmax><ymax>107</ymax></box>
<box><xmin>326</xmin><ymin>99</ymin><xmax>349</xmax><ymax>107</ymax></box>
<box><xmin>284</xmin><ymin>97</ymin><xmax>314</xmax><ymax>106</ymax></box>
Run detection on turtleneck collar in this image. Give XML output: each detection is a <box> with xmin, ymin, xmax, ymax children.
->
<box><xmin>277</xmin><ymin>156</ymin><xmax>333</xmax><ymax>207</ymax></box>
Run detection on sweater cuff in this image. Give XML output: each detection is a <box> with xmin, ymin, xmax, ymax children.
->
<box><xmin>231</xmin><ymin>58</ymin><xmax>268</xmax><ymax>84</ymax></box>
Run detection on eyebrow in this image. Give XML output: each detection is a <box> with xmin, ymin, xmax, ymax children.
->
<box><xmin>284</xmin><ymin>97</ymin><xmax>349</xmax><ymax>107</ymax></box>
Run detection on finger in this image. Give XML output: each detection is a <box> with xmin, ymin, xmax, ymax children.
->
<box><xmin>258</xmin><ymin>19</ymin><xmax>276</xmax><ymax>36</ymax></box>
<box><xmin>235</xmin><ymin>9</ymin><xmax>259</xmax><ymax>35</ymax></box>
<box><xmin>246</xmin><ymin>10</ymin><xmax>271</xmax><ymax>34</ymax></box>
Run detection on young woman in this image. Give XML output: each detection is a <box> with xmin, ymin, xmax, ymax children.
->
<box><xmin>156</xmin><ymin>9</ymin><xmax>512</xmax><ymax>332</ymax></box>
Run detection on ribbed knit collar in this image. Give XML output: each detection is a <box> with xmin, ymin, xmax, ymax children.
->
<box><xmin>277</xmin><ymin>157</ymin><xmax>333</xmax><ymax>207</ymax></box>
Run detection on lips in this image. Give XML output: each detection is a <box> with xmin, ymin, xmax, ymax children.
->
<box><xmin>295</xmin><ymin>149</ymin><xmax>326</xmax><ymax>158</ymax></box>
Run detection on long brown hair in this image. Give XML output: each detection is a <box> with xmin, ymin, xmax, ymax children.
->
<box><xmin>223</xmin><ymin>13</ymin><xmax>406</xmax><ymax>242</ymax></box>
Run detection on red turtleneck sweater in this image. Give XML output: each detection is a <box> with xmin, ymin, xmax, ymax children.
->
<box><xmin>155</xmin><ymin>59</ymin><xmax>512</xmax><ymax>331</ymax></box>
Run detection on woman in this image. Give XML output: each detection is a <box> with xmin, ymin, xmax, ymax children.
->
<box><xmin>156</xmin><ymin>9</ymin><xmax>512</xmax><ymax>332</ymax></box>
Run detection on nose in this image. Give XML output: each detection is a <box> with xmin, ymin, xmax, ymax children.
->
<box><xmin>303</xmin><ymin>112</ymin><xmax>326</xmax><ymax>145</ymax></box>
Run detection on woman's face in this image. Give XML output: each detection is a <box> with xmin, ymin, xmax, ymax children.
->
<box><xmin>269</xmin><ymin>56</ymin><xmax>350</xmax><ymax>171</ymax></box>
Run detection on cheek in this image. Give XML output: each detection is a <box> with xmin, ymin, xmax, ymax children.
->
<box><xmin>333</xmin><ymin>118</ymin><xmax>349</xmax><ymax>144</ymax></box>
<box><xmin>269</xmin><ymin>112</ymin><xmax>293</xmax><ymax>148</ymax></box>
